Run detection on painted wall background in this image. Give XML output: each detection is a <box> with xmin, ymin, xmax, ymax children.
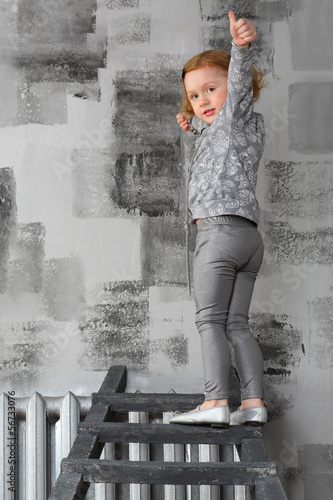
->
<box><xmin>0</xmin><ymin>0</ymin><xmax>332</xmax><ymax>497</ymax></box>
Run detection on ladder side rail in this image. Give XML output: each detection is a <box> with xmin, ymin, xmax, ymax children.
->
<box><xmin>241</xmin><ymin>438</ymin><xmax>287</xmax><ymax>500</ymax></box>
<box><xmin>48</xmin><ymin>366</ymin><xmax>128</xmax><ymax>500</ymax></box>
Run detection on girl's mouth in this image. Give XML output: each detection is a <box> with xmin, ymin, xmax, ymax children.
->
<box><xmin>203</xmin><ymin>108</ymin><xmax>215</xmax><ymax>117</ymax></box>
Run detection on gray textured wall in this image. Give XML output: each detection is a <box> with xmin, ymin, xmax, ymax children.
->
<box><xmin>0</xmin><ymin>0</ymin><xmax>332</xmax><ymax>498</ymax></box>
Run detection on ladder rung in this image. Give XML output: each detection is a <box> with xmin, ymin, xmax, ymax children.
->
<box><xmin>62</xmin><ymin>458</ymin><xmax>277</xmax><ymax>486</ymax></box>
<box><xmin>78</xmin><ymin>421</ymin><xmax>263</xmax><ymax>446</ymax></box>
<box><xmin>92</xmin><ymin>392</ymin><xmax>240</xmax><ymax>410</ymax></box>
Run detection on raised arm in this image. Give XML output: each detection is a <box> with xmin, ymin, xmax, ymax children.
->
<box><xmin>227</xmin><ymin>12</ymin><xmax>257</xmax><ymax>120</ymax></box>
<box><xmin>176</xmin><ymin>12</ymin><xmax>258</xmax><ymax>131</ymax></box>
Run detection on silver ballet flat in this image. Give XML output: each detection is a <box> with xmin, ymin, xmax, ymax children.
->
<box><xmin>230</xmin><ymin>406</ymin><xmax>268</xmax><ymax>426</ymax></box>
<box><xmin>169</xmin><ymin>405</ymin><xmax>230</xmax><ymax>426</ymax></box>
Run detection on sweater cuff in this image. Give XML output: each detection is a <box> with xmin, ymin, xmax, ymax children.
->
<box><xmin>231</xmin><ymin>40</ymin><xmax>251</xmax><ymax>51</ymax></box>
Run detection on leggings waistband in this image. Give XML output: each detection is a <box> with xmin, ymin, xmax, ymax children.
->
<box><xmin>198</xmin><ymin>215</ymin><xmax>257</xmax><ymax>228</ymax></box>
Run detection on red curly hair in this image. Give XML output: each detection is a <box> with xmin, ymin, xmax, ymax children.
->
<box><xmin>181</xmin><ymin>49</ymin><xmax>266</xmax><ymax>117</ymax></box>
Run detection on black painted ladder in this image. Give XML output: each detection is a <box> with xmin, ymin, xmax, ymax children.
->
<box><xmin>48</xmin><ymin>365</ymin><xmax>287</xmax><ymax>500</ymax></box>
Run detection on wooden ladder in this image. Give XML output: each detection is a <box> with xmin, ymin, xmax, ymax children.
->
<box><xmin>48</xmin><ymin>365</ymin><xmax>287</xmax><ymax>500</ymax></box>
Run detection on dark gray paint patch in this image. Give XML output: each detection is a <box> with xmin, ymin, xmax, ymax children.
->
<box><xmin>250</xmin><ymin>313</ymin><xmax>302</xmax><ymax>381</ymax></box>
<box><xmin>0</xmin><ymin>168</ymin><xmax>16</xmax><ymax>293</ymax></box>
<box><xmin>299</xmin><ymin>443</ymin><xmax>333</xmax><ymax>472</ymax></box>
<box><xmin>291</xmin><ymin>0</ymin><xmax>333</xmax><ymax>70</ymax></box>
<box><xmin>0</xmin><ymin>0</ymin><xmax>18</xmax><ymax>134</ymax></box>
<box><xmin>2</xmin><ymin>0</ymin><xmax>105</xmax><ymax>126</ymax></box>
<box><xmin>200</xmin><ymin>0</ymin><xmax>289</xmax><ymax>22</ymax></box>
<box><xmin>302</xmin><ymin>473</ymin><xmax>333</xmax><ymax>500</ymax></box>
<box><xmin>264</xmin><ymin>222</ymin><xmax>333</xmax><ymax>265</ymax></box>
<box><xmin>289</xmin><ymin>83</ymin><xmax>333</xmax><ymax>154</ymax></box>
<box><xmin>265</xmin><ymin>160</ymin><xmax>333</xmax><ymax>218</ymax></box>
<box><xmin>16</xmin><ymin>0</ymin><xmax>102</xmax><ymax>83</ymax></box>
<box><xmin>80</xmin><ymin>281</ymin><xmax>149</xmax><ymax>371</ymax></box>
<box><xmin>105</xmin><ymin>0</ymin><xmax>139</xmax><ymax>8</ymax></box>
<box><xmin>18</xmin><ymin>82</ymin><xmax>67</xmax><ymax>125</ymax></box>
<box><xmin>250</xmin><ymin>312</ymin><xmax>299</xmax><ymax>419</ymax></box>
<box><xmin>258</xmin><ymin>1</ymin><xmax>291</xmax><ymax>22</ymax></box>
<box><xmin>151</xmin><ymin>335</ymin><xmax>188</xmax><ymax>369</ymax></box>
<box><xmin>298</xmin><ymin>444</ymin><xmax>333</xmax><ymax>500</ymax></box>
<box><xmin>72</xmin><ymin>146</ymin><xmax>182</xmax><ymax>218</ymax></box>
<box><xmin>264</xmin><ymin>386</ymin><xmax>294</xmax><ymax>421</ymax></box>
<box><xmin>0</xmin><ymin>342</ymin><xmax>45</xmax><ymax>384</ymax></box>
<box><xmin>0</xmin><ymin>321</ymin><xmax>54</xmax><ymax>387</ymax></box>
<box><xmin>113</xmin><ymin>68</ymin><xmax>182</xmax><ymax>144</ymax></box>
<box><xmin>199</xmin><ymin>0</ymin><xmax>258</xmax><ymax>22</ymax></box>
<box><xmin>15</xmin><ymin>52</ymin><xmax>103</xmax><ymax>85</ymax></box>
<box><xmin>110</xmin><ymin>13</ymin><xmax>150</xmax><ymax>44</ymax></box>
<box><xmin>42</xmin><ymin>257</ymin><xmax>85</xmax><ymax>321</ymax></box>
<box><xmin>112</xmin><ymin>68</ymin><xmax>182</xmax><ymax>216</ymax></box>
<box><xmin>17</xmin><ymin>0</ymin><xmax>96</xmax><ymax>39</ymax></box>
<box><xmin>308</xmin><ymin>298</ymin><xmax>333</xmax><ymax>368</ymax></box>
<box><xmin>9</xmin><ymin>223</ymin><xmax>45</xmax><ymax>293</ymax></box>
<box><xmin>15</xmin><ymin>223</ymin><xmax>45</xmax><ymax>260</ymax></box>
<box><xmin>140</xmin><ymin>216</ymin><xmax>196</xmax><ymax>286</ymax></box>
<box><xmin>112</xmin><ymin>147</ymin><xmax>180</xmax><ymax>217</ymax></box>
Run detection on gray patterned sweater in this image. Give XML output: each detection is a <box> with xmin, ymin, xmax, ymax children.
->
<box><xmin>188</xmin><ymin>42</ymin><xmax>265</xmax><ymax>225</ymax></box>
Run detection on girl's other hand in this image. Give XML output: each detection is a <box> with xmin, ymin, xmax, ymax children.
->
<box><xmin>229</xmin><ymin>11</ymin><xmax>257</xmax><ymax>48</ymax></box>
<box><xmin>177</xmin><ymin>113</ymin><xmax>191</xmax><ymax>132</ymax></box>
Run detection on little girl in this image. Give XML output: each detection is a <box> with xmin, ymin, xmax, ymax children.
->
<box><xmin>170</xmin><ymin>12</ymin><xmax>267</xmax><ymax>426</ymax></box>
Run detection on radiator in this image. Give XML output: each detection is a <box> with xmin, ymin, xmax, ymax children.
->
<box><xmin>0</xmin><ymin>391</ymin><xmax>92</xmax><ymax>500</ymax></box>
<box><xmin>0</xmin><ymin>392</ymin><xmax>245</xmax><ymax>500</ymax></box>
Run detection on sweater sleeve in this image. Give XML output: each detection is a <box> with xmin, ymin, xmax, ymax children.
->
<box><xmin>226</xmin><ymin>42</ymin><xmax>255</xmax><ymax>122</ymax></box>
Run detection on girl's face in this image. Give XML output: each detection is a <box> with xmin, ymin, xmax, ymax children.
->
<box><xmin>184</xmin><ymin>65</ymin><xmax>228</xmax><ymax>125</ymax></box>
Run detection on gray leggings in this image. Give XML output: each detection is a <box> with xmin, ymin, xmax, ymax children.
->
<box><xmin>193</xmin><ymin>215</ymin><xmax>264</xmax><ymax>401</ymax></box>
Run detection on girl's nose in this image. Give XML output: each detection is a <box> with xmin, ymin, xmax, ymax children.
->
<box><xmin>199</xmin><ymin>94</ymin><xmax>209</xmax><ymax>106</ymax></box>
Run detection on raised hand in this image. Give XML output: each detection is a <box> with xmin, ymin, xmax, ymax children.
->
<box><xmin>229</xmin><ymin>11</ymin><xmax>257</xmax><ymax>48</ymax></box>
<box><xmin>177</xmin><ymin>113</ymin><xmax>191</xmax><ymax>132</ymax></box>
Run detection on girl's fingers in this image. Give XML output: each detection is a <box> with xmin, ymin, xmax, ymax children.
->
<box><xmin>177</xmin><ymin>114</ymin><xmax>187</xmax><ymax>125</ymax></box>
<box><xmin>237</xmin><ymin>21</ymin><xmax>254</xmax><ymax>33</ymax></box>
<box><xmin>237</xmin><ymin>23</ymin><xmax>252</xmax><ymax>35</ymax></box>
<box><xmin>242</xmin><ymin>34</ymin><xmax>255</xmax><ymax>43</ymax></box>
<box><xmin>230</xmin><ymin>15</ymin><xmax>256</xmax><ymax>43</ymax></box>
<box><xmin>228</xmin><ymin>10</ymin><xmax>237</xmax><ymax>26</ymax></box>
<box><xmin>176</xmin><ymin>114</ymin><xmax>190</xmax><ymax>131</ymax></box>
<box><xmin>240</xmin><ymin>30</ymin><xmax>254</xmax><ymax>40</ymax></box>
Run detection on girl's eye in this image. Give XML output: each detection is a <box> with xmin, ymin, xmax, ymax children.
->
<box><xmin>190</xmin><ymin>94</ymin><xmax>198</xmax><ymax>100</ymax></box>
<box><xmin>207</xmin><ymin>87</ymin><xmax>215</xmax><ymax>93</ymax></box>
